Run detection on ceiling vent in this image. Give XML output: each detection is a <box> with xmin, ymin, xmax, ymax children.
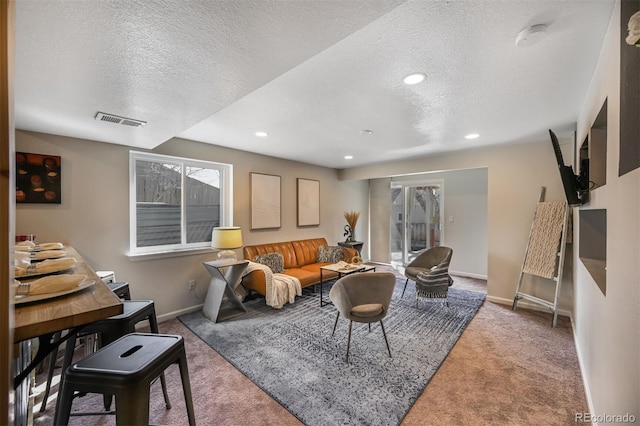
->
<box><xmin>95</xmin><ymin>112</ymin><xmax>146</xmax><ymax>127</ymax></box>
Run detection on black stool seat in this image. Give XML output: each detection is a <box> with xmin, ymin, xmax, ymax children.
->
<box><xmin>106</xmin><ymin>281</ymin><xmax>131</xmax><ymax>300</ymax></box>
<box><xmin>54</xmin><ymin>333</ymin><xmax>196</xmax><ymax>426</ymax></box>
<box><xmin>84</xmin><ymin>300</ymin><xmax>160</xmax><ymax>345</ymax></box>
<box><xmin>41</xmin><ymin>300</ymin><xmax>170</xmax><ymax>413</ymax></box>
<box><xmin>39</xmin><ymin>282</ymin><xmax>130</xmax><ymax>413</ymax></box>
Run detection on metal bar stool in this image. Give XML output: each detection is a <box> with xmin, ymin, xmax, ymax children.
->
<box><xmin>106</xmin><ymin>281</ymin><xmax>132</xmax><ymax>300</ymax></box>
<box><xmin>54</xmin><ymin>333</ymin><xmax>196</xmax><ymax>426</ymax></box>
<box><xmin>40</xmin><ymin>299</ymin><xmax>170</xmax><ymax>413</ymax></box>
<box><xmin>39</xmin><ymin>281</ymin><xmax>132</xmax><ymax>412</ymax></box>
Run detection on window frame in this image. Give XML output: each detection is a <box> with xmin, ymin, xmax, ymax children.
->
<box><xmin>128</xmin><ymin>150</ymin><xmax>233</xmax><ymax>257</ymax></box>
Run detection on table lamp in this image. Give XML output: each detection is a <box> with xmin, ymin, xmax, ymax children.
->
<box><xmin>211</xmin><ymin>226</ymin><xmax>243</xmax><ymax>261</ymax></box>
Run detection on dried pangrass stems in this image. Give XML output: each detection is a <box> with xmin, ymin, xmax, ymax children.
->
<box><xmin>344</xmin><ymin>210</ymin><xmax>360</xmax><ymax>230</ymax></box>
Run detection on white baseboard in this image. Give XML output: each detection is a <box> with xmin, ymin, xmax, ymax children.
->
<box><xmin>156</xmin><ymin>304</ymin><xmax>203</xmax><ymax>323</ymax></box>
<box><xmin>450</xmin><ymin>270</ymin><xmax>488</xmax><ymax>280</ymax></box>
<box><xmin>132</xmin><ymin>304</ymin><xmax>202</xmax><ymax>332</ymax></box>
<box><xmin>570</xmin><ymin>313</ymin><xmax>596</xmax><ymax>424</ymax></box>
<box><xmin>368</xmin><ymin>262</ymin><xmax>488</xmax><ymax>281</ymax></box>
<box><xmin>486</xmin><ymin>295</ymin><xmax>571</xmax><ymax>318</ymax></box>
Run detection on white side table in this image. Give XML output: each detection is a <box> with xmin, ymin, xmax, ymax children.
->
<box><xmin>202</xmin><ymin>259</ymin><xmax>249</xmax><ymax>322</ymax></box>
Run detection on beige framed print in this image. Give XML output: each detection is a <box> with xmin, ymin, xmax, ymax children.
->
<box><xmin>297</xmin><ymin>178</ymin><xmax>320</xmax><ymax>226</ymax></box>
<box><xmin>251</xmin><ymin>172</ymin><xmax>281</xmax><ymax>229</ymax></box>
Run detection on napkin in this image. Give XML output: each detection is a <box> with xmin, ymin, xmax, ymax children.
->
<box><xmin>15</xmin><ymin>241</ymin><xmax>36</xmax><ymax>250</ymax></box>
<box><xmin>25</xmin><ymin>274</ymin><xmax>87</xmax><ymax>295</ymax></box>
<box><xmin>30</xmin><ymin>250</ymin><xmax>66</xmax><ymax>259</ymax></box>
<box><xmin>14</xmin><ymin>257</ymin><xmax>77</xmax><ymax>277</ymax></box>
<box><xmin>15</xmin><ymin>241</ymin><xmax>65</xmax><ymax>251</ymax></box>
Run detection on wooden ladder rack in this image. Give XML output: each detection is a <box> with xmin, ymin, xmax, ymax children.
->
<box><xmin>512</xmin><ymin>187</ymin><xmax>569</xmax><ymax>327</ymax></box>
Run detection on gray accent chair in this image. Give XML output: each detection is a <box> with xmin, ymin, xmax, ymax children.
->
<box><xmin>402</xmin><ymin>246</ymin><xmax>454</xmax><ymax>305</ymax></box>
<box><xmin>329</xmin><ymin>272</ymin><xmax>396</xmax><ymax>362</ymax></box>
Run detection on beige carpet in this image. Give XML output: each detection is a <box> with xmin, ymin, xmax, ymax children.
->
<box><xmin>32</xmin><ymin>268</ymin><xmax>588</xmax><ymax>425</ymax></box>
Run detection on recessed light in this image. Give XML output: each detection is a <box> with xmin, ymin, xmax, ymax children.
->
<box><xmin>344</xmin><ymin>155</ymin><xmax>353</xmax><ymax>160</ymax></box>
<box><xmin>403</xmin><ymin>73</ymin><xmax>427</xmax><ymax>85</ymax></box>
<box><xmin>465</xmin><ymin>133</ymin><xmax>480</xmax><ymax>139</ymax></box>
<box><xmin>359</xmin><ymin>130</ymin><xmax>373</xmax><ymax>135</ymax></box>
<box><xmin>255</xmin><ymin>131</ymin><xmax>268</xmax><ymax>137</ymax></box>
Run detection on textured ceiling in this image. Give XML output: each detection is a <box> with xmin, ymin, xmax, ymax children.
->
<box><xmin>15</xmin><ymin>0</ymin><xmax>614</xmax><ymax>169</ymax></box>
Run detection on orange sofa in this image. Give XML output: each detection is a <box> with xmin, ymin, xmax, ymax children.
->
<box><xmin>242</xmin><ymin>237</ymin><xmax>358</xmax><ymax>297</ymax></box>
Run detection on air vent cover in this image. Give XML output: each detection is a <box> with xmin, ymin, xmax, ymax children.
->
<box><xmin>95</xmin><ymin>112</ymin><xmax>146</xmax><ymax>127</ymax></box>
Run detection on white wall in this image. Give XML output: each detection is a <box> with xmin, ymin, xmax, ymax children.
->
<box><xmin>391</xmin><ymin>167</ymin><xmax>488</xmax><ymax>278</ymax></box>
<box><xmin>15</xmin><ymin>131</ymin><xmax>369</xmax><ymax>319</ymax></box>
<box><xmin>339</xmin><ymin>137</ymin><xmax>574</xmax><ymax>310</ymax></box>
<box><xmin>574</xmin><ymin>1</ymin><xmax>639</xmax><ymax>419</ymax></box>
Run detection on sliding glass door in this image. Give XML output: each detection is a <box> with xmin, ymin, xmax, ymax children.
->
<box><xmin>390</xmin><ymin>181</ymin><xmax>442</xmax><ymax>265</ymax></box>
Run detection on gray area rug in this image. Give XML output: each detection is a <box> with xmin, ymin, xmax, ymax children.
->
<box><xmin>178</xmin><ymin>276</ymin><xmax>485</xmax><ymax>426</ymax></box>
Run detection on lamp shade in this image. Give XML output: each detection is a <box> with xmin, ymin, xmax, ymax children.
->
<box><xmin>211</xmin><ymin>226</ymin><xmax>243</xmax><ymax>249</ymax></box>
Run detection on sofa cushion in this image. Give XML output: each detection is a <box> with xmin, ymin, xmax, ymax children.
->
<box><xmin>317</xmin><ymin>245</ymin><xmax>344</xmax><ymax>263</ymax></box>
<box><xmin>291</xmin><ymin>238</ymin><xmax>330</xmax><ymax>267</ymax></box>
<box><xmin>283</xmin><ymin>268</ymin><xmax>321</xmax><ymax>287</ymax></box>
<box><xmin>300</xmin><ymin>263</ymin><xmax>339</xmax><ymax>280</ymax></box>
<box><xmin>253</xmin><ymin>252</ymin><xmax>285</xmax><ymax>274</ymax></box>
<box><xmin>244</xmin><ymin>241</ymin><xmax>298</xmax><ymax>269</ymax></box>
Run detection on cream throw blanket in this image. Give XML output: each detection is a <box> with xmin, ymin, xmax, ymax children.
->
<box><xmin>244</xmin><ymin>261</ymin><xmax>302</xmax><ymax>309</ymax></box>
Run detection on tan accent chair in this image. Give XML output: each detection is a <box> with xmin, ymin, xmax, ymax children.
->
<box><xmin>329</xmin><ymin>272</ymin><xmax>396</xmax><ymax>362</ymax></box>
<box><xmin>402</xmin><ymin>246</ymin><xmax>454</xmax><ymax>302</ymax></box>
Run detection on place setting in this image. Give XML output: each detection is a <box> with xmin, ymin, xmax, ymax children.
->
<box><xmin>13</xmin><ymin>240</ymin><xmax>93</xmax><ymax>304</ymax></box>
<box><xmin>12</xmin><ymin>274</ymin><xmax>95</xmax><ymax>305</ymax></box>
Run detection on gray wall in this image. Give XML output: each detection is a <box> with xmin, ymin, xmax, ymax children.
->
<box><xmin>335</xmin><ymin>1</ymin><xmax>640</xmax><ymax>417</ymax></box>
<box><xmin>572</xmin><ymin>1</ymin><xmax>639</xmax><ymax>418</ymax></box>
<box><xmin>15</xmin><ymin>130</ymin><xmax>558</xmax><ymax>314</ymax></box>
<box><xmin>390</xmin><ymin>167</ymin><xmax>488</xmax><ymax>278</ymax></box>
<box><xmin>368</xmin><ymin>177</ymin><xmax>391</xmax><ymax>263</ymax></box>
<box><xmin>339</xmin><ymin>139</ymin><xmax>572</xmax><ymax>310</ymax></box>
<box><xmin>15</xmin><ymin>131</ymin><xmax>369</xmax><ymax>318</ymax></box>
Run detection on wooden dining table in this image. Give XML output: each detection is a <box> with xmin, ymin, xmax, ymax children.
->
<box><xmin>12</xmin><ymin>245</ymin><xmax>123</xmax><ymax>388</ymax></box>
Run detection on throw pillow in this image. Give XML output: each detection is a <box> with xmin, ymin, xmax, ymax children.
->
<box><xmin>317</xmin><ymin>245</ymin><xmax>345</xmax><ymax>263</ymax></box>
<box><xmin>253</xmin><ymin>252</ymin><xmax>284</xmax><ymax>274</ymax></box>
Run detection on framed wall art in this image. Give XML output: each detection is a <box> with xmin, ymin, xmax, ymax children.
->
<box><xmin>297</xmin><ymin>178</ymin><xmax>320</xmax><ymax>227</ymax></box>
<box><xmin>16</xmin><ymin>152</ymin><xmax>61</xmax><ymax>204</ymax></box>
<box><xmin>250</xmin><ymin>172</ymin><xmax>281</xmax><ymax>229</ymax></box>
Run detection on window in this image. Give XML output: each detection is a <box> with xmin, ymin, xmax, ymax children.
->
<box><xmin>129</xmin><ymin>151</ymin><xmax>233</xmax><ymax>256</ymax></box>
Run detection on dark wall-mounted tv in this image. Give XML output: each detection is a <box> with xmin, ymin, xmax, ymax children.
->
<box><xmin>549</xmin><ymin>129</ymin><xmax>589</xmax><ymax>207</ymax></box>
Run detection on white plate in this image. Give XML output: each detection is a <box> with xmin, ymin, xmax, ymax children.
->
<box><xmin>13</xmin><ymin>279</ymin><xmax>95</xmax><ymax>305</ymax></box>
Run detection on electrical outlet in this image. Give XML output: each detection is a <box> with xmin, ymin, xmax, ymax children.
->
<box><xmin>188</xmin><ymin>279</ymin><xmax>196</xmax><ymax>290</ymax></box>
